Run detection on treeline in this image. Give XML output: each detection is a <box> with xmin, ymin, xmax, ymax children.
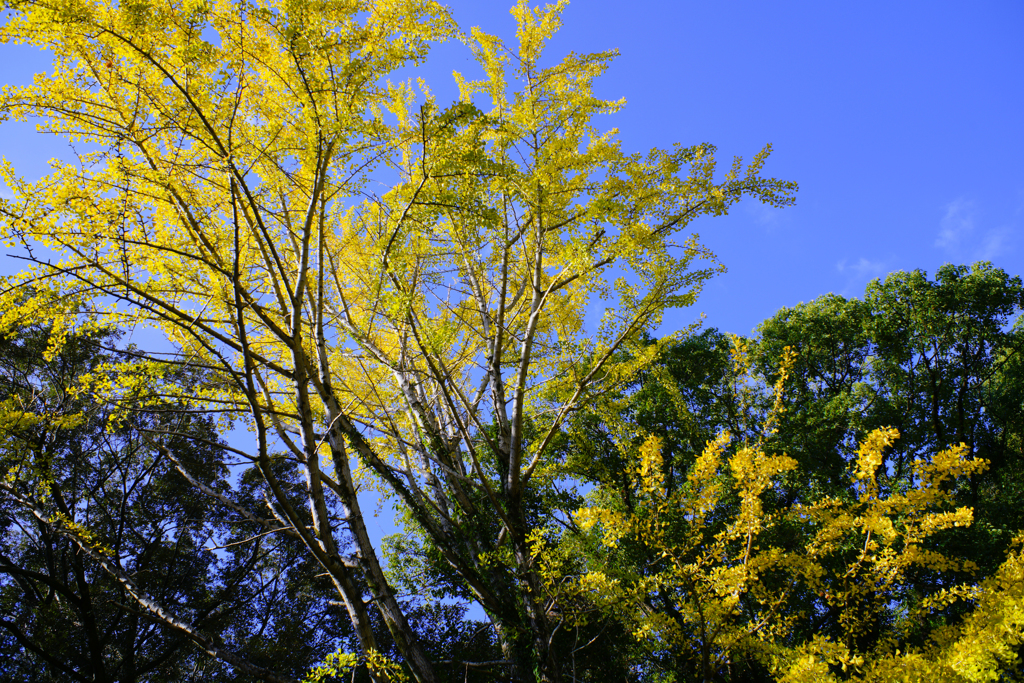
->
<box><xmin>3</xmin><ymin>263</ymin><xmax>1023</xmax><ymax>682</ymax></box>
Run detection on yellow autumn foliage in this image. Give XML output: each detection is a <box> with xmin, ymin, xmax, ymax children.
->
<box><xmin>560</xmin><ymin>340</ymin><xmax>1024</xmax><ymax>682</ymax></box>
<box><xmin>0</xmin><ymin>0</ymin><xmax>798</xmax><ymax>678</ymax></box>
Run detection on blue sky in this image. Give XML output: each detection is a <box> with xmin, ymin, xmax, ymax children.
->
<box><xmin>2</xmin><ymin>0</ymin><xmax>1022</xmax><ymax>337</ymax></box>
<box><xmin>431</xmin><ymin>0</ymin><xmax>1024</xmax><ymax>337</ymax></box>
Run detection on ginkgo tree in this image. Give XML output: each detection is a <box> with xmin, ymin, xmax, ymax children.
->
<box><xmin>0</xmin><ymin>0</ymin><xmax>796</xmax><ymax>680</ymax></box>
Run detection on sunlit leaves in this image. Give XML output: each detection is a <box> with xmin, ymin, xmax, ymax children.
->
<box><xmin>0</xmin><ymin>1</ymin><xmax>797</xmax><ymax>677</ymax></box>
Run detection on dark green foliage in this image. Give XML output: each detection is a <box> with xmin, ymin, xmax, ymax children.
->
<box><xmin>0</xmin><ymin>324</ymin><xmax>348</xmax><ymax>682</ymax></box>
<box><xmin>750</xmin><ymin>263</ymin><xmax>1024</xmax><ymax>656</ymax></box>
<box><xmin>754</xmin><ymin>262</ymin><xmax>1024</xmax><ymax>560</ymax></box>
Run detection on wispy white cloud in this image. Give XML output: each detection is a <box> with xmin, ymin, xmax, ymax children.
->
<box><xmin>835</xmin><ymin>257</ymin><xmax>888</xmax><ymax>296</ymax></box>
<box><xmin>836</xmin><ymin>257</ymin><xmax>886</xmax><ymax>280</ymax></box>
<box><xmin>935</xmin><ymin>197</ymin><xmax>1015</xmax><ymax>261</ymax></box>
<box><xmin>744</xmin><ymin>201</ymin><xmax>786</xmax><ymax>231</ymax></box>
<box><xmin>978</xmin><ymin>227</ymin><xmax>1013</xmax><ymax>261</ymax></box>
<box><xmin>935</xmin><ymin>198</ymin><xmax>975</xmax><ymax>251</ymax></box>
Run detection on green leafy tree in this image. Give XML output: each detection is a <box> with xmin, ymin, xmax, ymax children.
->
<box><xmin>555</xmin><ymin>263</ymin><xmax>1024</xmax><ymax>681</ymax></box>
<box><xmin>753</xmin><ymin>262</ymin><xmax>1024</xmax><ymax>570</ymax></box>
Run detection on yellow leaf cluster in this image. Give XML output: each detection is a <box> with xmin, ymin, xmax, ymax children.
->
<box><xmin>560</xmin><ymin>338</ymin><xmax>1021</xmax><ymax>680</ymax></box>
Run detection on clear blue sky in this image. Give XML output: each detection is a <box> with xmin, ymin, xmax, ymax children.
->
<box><xmin>2</xmin><ymin>0</ymin><xmax>1022</xmax><ymax>337</ymax></box>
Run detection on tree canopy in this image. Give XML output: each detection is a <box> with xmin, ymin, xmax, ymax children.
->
<box><xmin>0</xmin><ymin>0</ymin><xmax>795</xmax><ymax>680</ymax></box>
<box><xmin>1</xmin><ymin>0</ymin><xmax>1023</xmax><ymax>682</ymax></box>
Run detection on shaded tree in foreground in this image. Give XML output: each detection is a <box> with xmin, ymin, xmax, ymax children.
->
<box><xmin>0</xmin><ymin>322</ymin><xmax>356</xmax><ymax>681</ymax></box>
